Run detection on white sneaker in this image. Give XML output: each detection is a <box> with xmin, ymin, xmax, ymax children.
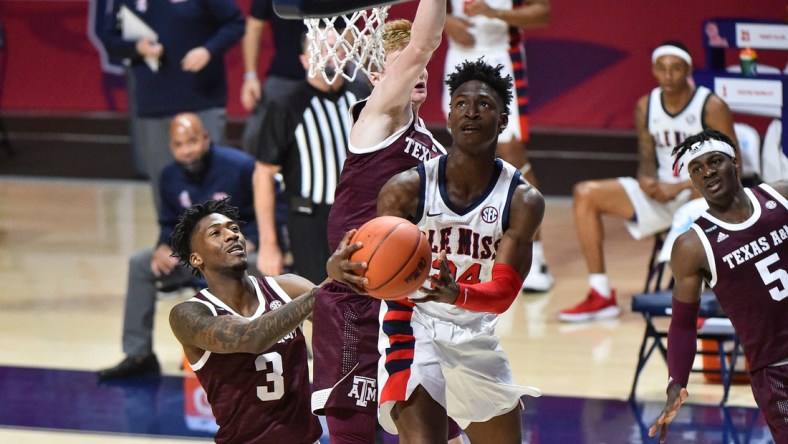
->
<box><xmin>522</xmin><ymin>257</ymin><xmax>554</xmax><ymax>292</ymax></box>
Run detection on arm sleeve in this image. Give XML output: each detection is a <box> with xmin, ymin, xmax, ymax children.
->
<box><xmin>454</xmin><ymin>263</ymin><xmax>523</xmax><ymax>314</ymax></box>
<box><xmin>667</xmin><ymin>298</ymin><xmax>700</xmax><ymax>389</ymax></box>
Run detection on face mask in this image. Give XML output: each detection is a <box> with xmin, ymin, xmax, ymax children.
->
<box><xmin>182</xmin><ymin>155</ymin><xmax>208</xmax><ymax>181</ymax></box>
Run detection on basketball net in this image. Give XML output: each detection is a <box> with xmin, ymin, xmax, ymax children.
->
<box><xmin>303</xmin><ymin>6</ymin><xmax>390</xmax><ymax>85</ymax></box>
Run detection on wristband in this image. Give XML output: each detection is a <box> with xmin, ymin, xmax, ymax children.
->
<box><xmin>244</xmin><ymin>71</ymin><xmax>258</xmax><ymax>81</ymax></box>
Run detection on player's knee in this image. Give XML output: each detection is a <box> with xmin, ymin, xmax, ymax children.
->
<box><xmin>573</xmin><ymin>180</ymin><xmax>597</xmax><ymax>204</ymax></box>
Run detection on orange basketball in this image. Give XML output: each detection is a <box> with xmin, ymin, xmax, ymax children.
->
<box><xmin>349</xmin><ymin>216</ymin><xmax>433</xmax><ymax>301</ymax></box>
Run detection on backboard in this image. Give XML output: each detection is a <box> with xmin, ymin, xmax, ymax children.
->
<box><xmin>273</xmin><ymin>0</ymin><xmax>409</xmax><ymax>19</ymax></box>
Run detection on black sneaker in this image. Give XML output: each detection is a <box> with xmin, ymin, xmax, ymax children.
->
<box><xmin>97</xmin><ymin>354</ymin><xmax>160</xmax><ymax>381</ymax></box>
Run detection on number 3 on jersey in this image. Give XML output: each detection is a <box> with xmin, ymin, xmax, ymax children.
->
<box><xmin>255</xmin><ymin>352</ymin><xmax>284</xmax><ymax>401</ymax></box>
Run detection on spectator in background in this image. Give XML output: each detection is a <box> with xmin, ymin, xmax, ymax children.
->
<box><xmin>240</xmin><ymin>0</ymin><xmax>370</xmax><ymax>156</ymax></box>
<box><xmin>98</xmin><ymin>113</ymin><xmax>261</xmax><ymax>380</ymax></box>
<box><xmin>558</xmin><ymin>41</ymin><xmax>738</xmax><ymax>323</ymax></box>
<box><xmin>100</xmin><ymin>0</ymin><xmax>244</xmax><ymax>215</ymax></box>
<box><xmin>249</xmin><ymin>28</ymin><xmax>358</xmax><ymax>283</ymax></box>
<box><xmin>443</xmin><ymin>0</ymin><xmax>553</xmax><ymax>293</ymax></box>
<box><xmin>240</xmin><ymin>0</ymin><xmax>307</xmax><ymax>149</ymax></box>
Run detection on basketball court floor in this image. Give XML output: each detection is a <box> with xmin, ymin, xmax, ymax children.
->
<box><xmin>0</xmin><ymin>176</ymin><xmax>773</xmax><ymax>443</ymax></box>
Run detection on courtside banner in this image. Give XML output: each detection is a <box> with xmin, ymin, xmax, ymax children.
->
<box><xmin>736</xmin><ymin>23</ymin><xmax>788</xmax><ymax>50</ymax></box>
<box><xmin>714</xmin><ymin>77</ymin><xmax>783</xmax><ymax>109</ymax></box>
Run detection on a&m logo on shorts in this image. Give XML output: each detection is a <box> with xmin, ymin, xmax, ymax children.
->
<box><xmin>348</xmin><ymin>376</ymin><xmax>376</xmax><ymax>407</ymax></box>
<box><xmin>481</xmin><ymin>206</ymin><xmax>499</xmax><ymax>224</ymax></box>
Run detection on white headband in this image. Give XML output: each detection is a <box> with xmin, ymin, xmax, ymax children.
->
<box><xmin>677</xmin><ymin>139</ymin><xmax>736</xmax><ymax>173</ymax></box>
<box><xmin>652</xmin><ymin>45</ymin><xmax>692</xmax><ymax>67</ymax></box>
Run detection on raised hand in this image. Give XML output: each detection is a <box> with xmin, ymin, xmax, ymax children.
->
<box><xmin>648</xmin><ymin>384</ymin><xmax>689</xmax><ymax>443</ymax></box>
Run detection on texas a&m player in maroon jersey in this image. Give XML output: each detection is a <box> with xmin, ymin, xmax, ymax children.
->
<box><xmin>309</xmin><ymin>1</ymin><xmax>459</xmax><ymax>443</ymax></box>
<box><xmin>167</xmin><ymin>198</ymin><xmax>363</xmax><ymax>444</ymax></box>
<box><xmin>650</xmin><ymin>130</ymin><xmax>788</xmax><ymax>443</ymax></box>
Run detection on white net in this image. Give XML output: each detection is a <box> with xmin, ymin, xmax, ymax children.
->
<box><xmin>303</xmin><ymin>6</ymin><xmax>390</xmax><ymax>85</ymax></box>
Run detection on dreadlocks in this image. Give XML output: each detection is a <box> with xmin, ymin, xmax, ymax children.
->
<box><xmin>672</xmin><ymin>129</ymin><xmax>737</xmax><ymax>174</ymax></box>
<box><xmin>170</xmin><ymin>198</ymin><xmax>240</xmax><ymax>278</ymax></box>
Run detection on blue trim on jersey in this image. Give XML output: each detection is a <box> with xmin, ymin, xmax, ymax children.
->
<box><xmin>438</xmin><ymin>156</ymin><xmax>504</xmax><ymax>216</ymax></box>
<box><xmin>385</xmin><ymin>359</ymin><xmax>413</xmax><ymax>375</ymax></box>
<box><xmin>417</xmin><ymin>163</ymin><xmax>428</xmax><ymax>221</ymax></box>
<box><xmin>382</xmin><ymin>320</ymin><xmax>414</xmax><ymax>337</ymax></box>
<box><xmin>382</xmin><ymin>300</ymin><xmax>415</xmax><ymax>376</ymax></box>
<box><xmin>502</xmin><ymin>168</ymin><xmax>522</xmax><ymax>233</ymax></box>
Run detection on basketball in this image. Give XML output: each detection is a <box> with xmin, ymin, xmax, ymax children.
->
<box><xmin>349</xmin><ymin>216</ymin><xmax>432</xmax><ymax>300</ymax></box>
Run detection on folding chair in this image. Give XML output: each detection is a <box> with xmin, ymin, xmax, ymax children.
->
<box><xmin>629</xmin><ymin>233</ymin><xmax>744</xmax><ymax>406</ymax></box>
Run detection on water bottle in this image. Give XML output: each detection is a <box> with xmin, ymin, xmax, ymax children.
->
<box><xmin>739</xmin><ymin>48</ymin><xmax>757</xmax><ymax>77</ymax></box>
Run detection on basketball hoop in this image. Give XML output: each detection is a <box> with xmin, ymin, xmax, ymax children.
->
<box><xmin>303</xmin><ymin>5</ymin><xmax>390</xmax><ymax>85</ymax></box>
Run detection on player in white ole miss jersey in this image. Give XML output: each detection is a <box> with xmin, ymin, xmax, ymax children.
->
<box><xmin>374</xmin><ymin>59</ymin><xmax>542</xmax><ymax>444</ymax></box>
<box><xmin>443</xmin><ymin>0</ymin><xmax>553</xmax><ymax>293</ymax></box>
<box><xmin>649</xmin><ymin>130</ymin><xmax>788</xmax><ymax>443</ymax></box>
<box><xmin>559</xmin><ymin>40</ymin><xmax>738</xmax><ymax>322</ymax></box>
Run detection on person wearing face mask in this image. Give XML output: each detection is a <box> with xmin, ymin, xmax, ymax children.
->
<box><xmin>98</xmin><ymin>113</ymin><xmax>275</xmax><ymax>381</ymax></box>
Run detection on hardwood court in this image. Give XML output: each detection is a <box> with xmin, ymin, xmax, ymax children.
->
<box><xmin>0</xmin><ymin>176</ymin><xmax>764</xmax><ymax>443</ymax></box>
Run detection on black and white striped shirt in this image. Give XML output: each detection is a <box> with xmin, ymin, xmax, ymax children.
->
<box><xmin>255</xmin><ymin>82</ymin><xmax>357</xmax><ymax>205</ymax></box>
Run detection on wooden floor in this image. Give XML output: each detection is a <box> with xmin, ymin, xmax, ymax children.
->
<box><xmin>0</xmin><ymin>176</ymin><xmax>758</xmax><ymax>443</ymax></box>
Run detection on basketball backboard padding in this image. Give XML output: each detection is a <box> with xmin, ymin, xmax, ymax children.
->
<box><xmin>274</xmin><ymin>0</ymin><xmax>408</xmax><ymax>19</ymax></box>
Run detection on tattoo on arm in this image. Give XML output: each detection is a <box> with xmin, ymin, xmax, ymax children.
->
<box><xmin>191</xmin><ymin>287</ymin><xmax>318</xmax><ymax>354</ymax></box>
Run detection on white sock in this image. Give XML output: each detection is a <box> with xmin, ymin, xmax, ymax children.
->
<box><xmin>589</xmin><ymin>274</ymin><xmax>611</xmax><ymax>298</ymax></box>
<box><xmin>531</xmin><ymin>241</ymin><xmax>545</xmax><ymax>262</ymax></box>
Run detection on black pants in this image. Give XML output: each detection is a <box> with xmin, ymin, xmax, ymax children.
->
<box><xmin>288</xmin><ymin>203</ymin><xmax>331</xmax><ymax>285</ymax></box>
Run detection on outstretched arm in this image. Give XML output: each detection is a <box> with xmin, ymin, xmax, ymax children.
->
<box><xmin>351</xmin><ymin>0</ymin><xmax>447</xmax><ymax>148</ymax></box>
<box><xmin>171</xmin><ymin>238</ymin><xmax>366</xmax><ymax>359</ymax></box>
<box><xmin>170</xmin><ymin>285</ymin><xmax>318</xmax><ymax>359</ymax></box>
<box><xmin>649</xmin><ymin>230</ymin><xmax>706</xmax><ymax>442</ymax></box>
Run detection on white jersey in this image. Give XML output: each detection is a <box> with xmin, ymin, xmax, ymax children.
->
<box><xmin>444</xmin><ymin>0</ymin><xmax>528</xmax><ymax>143</ymax></box>
<box><xmin>647</xmin><ymin>85</ymin><xmax>712</xmax><ymax>183</ymax></box>
<box><xmin>377</xmin><ymin>155</ymin><xmax>539</xmax><ymax>434</ymax></box>
<box><xmin>447</xmin><ymin>0</ymin><xmax>516</xmax><ymax>50</ymax></box>
<box><xmin>413</xmin><ymin>155</ymin><xmax>521</xmax><ymax>335</ymax></box>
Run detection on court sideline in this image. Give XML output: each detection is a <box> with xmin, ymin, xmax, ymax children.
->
<box><xmin>0</xmin><ymin>176</ymin><xmax>768</xmax><ymax>443</ymax></box>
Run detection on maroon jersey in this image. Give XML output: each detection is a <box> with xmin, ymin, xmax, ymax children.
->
<box><xmin>327</xmin><ymin>100</ymin><xmax>447</xmax><ymax>251</ymax></box>
<box><xmin>187</xmin><ymin>276</ymin><xmax>321</xmax><ymax>444</ymax></box>
<box><xmin>690</xmin><ymin>184</ymin><xmax>788</xmax><ymax>372</ymax></box>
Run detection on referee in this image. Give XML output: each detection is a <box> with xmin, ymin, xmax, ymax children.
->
<box><xmin>248</xmin><ymin>27</ymin><xmax>357</xmax><ymax>283</ymax></box>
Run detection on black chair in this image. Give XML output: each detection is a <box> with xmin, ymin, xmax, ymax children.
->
<box><xmin>629</xmin><ymin>233</ymin><xmax>745</xmax><ymax>406</ymax></box>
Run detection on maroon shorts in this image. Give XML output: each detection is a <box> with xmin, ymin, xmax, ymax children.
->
<box><xmin>749</xmin><ymin>363</ymin><xmax>788</xmax><ymax>443</ymax></box>
<box><xmin>312</xmin><ymin>282</ymin><xmax>382</xmax><ymax>416</ymax></box>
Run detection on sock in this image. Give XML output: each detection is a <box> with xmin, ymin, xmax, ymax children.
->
<box><xmin>531</xmin><ymin>241</ymin><xmax>545</xmax><ymax>263</ymax></box>
<box><xmin>589</xmin><ymin>274</ymin><xmax>611</xmax><ymax>298</ymax></box>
